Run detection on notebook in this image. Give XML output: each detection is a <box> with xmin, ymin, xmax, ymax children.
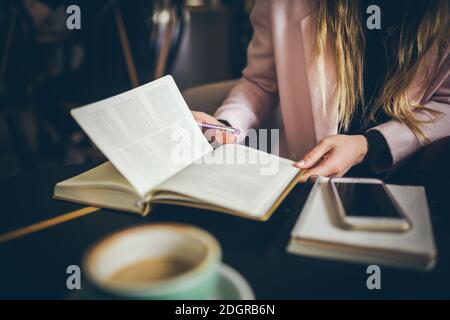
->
<box><xmin>287</xmin><ymin>177</ymin><xmax>437</xmax><ymax>270</ymax></box>
<box><xmin>53</xmin><ymin>76</ymin><xmax>302</xmax><ymax>220</ymax></box>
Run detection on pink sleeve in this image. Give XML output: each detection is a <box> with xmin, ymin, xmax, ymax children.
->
<box><xmin>214</xmin><ymin>0</ymin><xmax>278</xmax><ymax>143</ymax></box>
<box><xmin>372</xmin><ymin>52</ymin><xmax>450</xmax><ymax>166</ymax></box>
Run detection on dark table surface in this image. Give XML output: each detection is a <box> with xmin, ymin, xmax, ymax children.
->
<box><xmin>1</xmin><ymin>164</ymin><xmax>449</xmax><ymax>299</ymax></box>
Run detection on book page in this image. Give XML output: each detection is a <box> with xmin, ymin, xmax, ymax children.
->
<box><xmin>156</xmin><ymin>144</ymin><xmax>300</xmax><ymax>217</ymax></box>
<box><xmin>71</xmin><ymin>76</ymin><xmax>212</xmax><ymax>196</ymax></box>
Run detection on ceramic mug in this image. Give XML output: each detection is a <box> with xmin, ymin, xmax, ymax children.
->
<box><xmin>83</xmin><ymin>223</ymin><xmax>222</xmax><ymax>299</ymax></box>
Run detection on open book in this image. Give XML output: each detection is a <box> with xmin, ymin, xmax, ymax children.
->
<box><xmin>54</xmin><ymin>76</ymin><xmax>301</xmax><ymax>221</ymax></box>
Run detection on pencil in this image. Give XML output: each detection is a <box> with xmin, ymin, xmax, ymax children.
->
<box><xmin>197</xmin><ymin>121</ymin><xmax>240</xmax><ymax>135</ymax></box>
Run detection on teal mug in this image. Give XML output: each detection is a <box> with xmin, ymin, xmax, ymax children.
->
<box><xmin>83</xmin><ymin>223</ymin><xmax>222</xmax><ymax>299</ymax></box>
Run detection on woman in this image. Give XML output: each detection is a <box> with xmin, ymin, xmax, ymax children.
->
<box><xmin>193</xmin><ymin>0</ymin><xmax>450</xmax><ymax>195</ymax></box>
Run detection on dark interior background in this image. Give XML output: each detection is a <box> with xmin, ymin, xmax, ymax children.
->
<box><xmin>0</xmin><ymin>0</ymin><xmax>254</xmax><ymax>179</ymax></box>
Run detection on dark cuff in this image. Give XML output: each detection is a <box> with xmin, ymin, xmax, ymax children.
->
<box><xmin>363</xmin><ymin>130</ymin><xmax>393</xmax><ymax>174</ymax></box>
<box><xmin>217</xmin><ymin>119</ymin><xmax>232</xmax><ymax>127</ymax></box>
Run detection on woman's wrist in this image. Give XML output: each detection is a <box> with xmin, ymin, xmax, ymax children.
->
<box><xmin>355</xmin><ymin>134</ymin><xmax>369</xmax><ymax>164</ymax></box>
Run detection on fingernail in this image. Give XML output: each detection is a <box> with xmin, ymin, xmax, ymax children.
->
<box><xmin>296</xmin><ymin>160</ymin><xmax>306</xmax><ymax>167</ymax></box>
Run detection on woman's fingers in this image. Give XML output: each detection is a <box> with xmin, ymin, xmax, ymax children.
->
<box><xmin>214</xmin><ymin>129</ymin><xmax>237</xmax><ymax>144</ymax></box>
<box><xmin>294</xmin><ymin>134</ymin><xmax>368</xmax><ymax>183</ymax></box>
<box><xmin>293</xmin><ymin>138</ymin><xmax>333</xmax><ymax>169</ymax></box>
<box><xmin>191</xmin><ymin>111</ymin><xmax>236</xmax><ymax>144</ymax></box>
<box><xmin>191</xmin><ymin>111</ymin><xmax>219</xmax><ymax>125</ymax></box>
<box><xmin>298</xmin><ymin>157</ymin><xmax>341</xmax><ymax>183</ymax></box>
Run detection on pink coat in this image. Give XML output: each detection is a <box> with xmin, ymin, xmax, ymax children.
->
<box><xmin>214</xmin><ymin>0</ymin><xmax>450</xmax><ymax>166</ymax></box>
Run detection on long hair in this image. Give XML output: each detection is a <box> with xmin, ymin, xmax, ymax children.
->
<box><xmin>316</xmin><ymin>0</ymin><xmax>450</xmax><ymax>140</ymax></box>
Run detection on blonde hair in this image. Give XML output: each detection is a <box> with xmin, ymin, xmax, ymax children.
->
<box><xmin>316</xmin><ymin>0</ymin><xmax>450</xmax><ymax>140</ymax></box>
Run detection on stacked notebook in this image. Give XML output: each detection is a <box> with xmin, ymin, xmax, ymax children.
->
<box><xmin>287</xmin><ymin>177</ymin><xmax>437</xmax><ymax>271</ymax></box>
<box><xmin>54</xmin><ymin>76</ymin><xmax>302</xmax><ymax>220</ymax></box>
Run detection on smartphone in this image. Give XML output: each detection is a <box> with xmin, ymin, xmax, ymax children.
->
<box><xmin>329</xmin><ymin>177</ymin><xmax>412</xmax><ymax>232</ymax></box>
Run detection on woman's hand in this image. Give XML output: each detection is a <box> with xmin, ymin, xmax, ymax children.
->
<box><xmin>191</xmin><ymin>111</ymin><xmax>237</xmax><ymax>144</ymax></box>
<box><xmin>294</xmin><ymin>135</ymin><xmax>368</xmax><ymax>183</ymax></box>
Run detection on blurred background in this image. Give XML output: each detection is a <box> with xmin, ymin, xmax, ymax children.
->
<box><xmin>0</xmin><ymin>0</ymin><xmax>254</xmax><ymax>179</ymax></box>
